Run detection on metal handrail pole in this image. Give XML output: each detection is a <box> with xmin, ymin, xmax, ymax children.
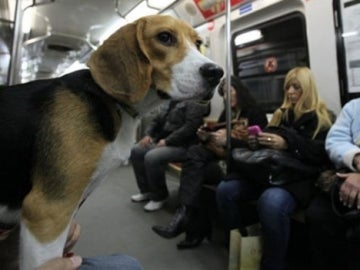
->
<box><xmin>225</xmin><ymin>0</ymin><xmax>232</xmax><ymax>173</ymax></box>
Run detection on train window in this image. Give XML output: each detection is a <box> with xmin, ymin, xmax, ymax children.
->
<box><xmin>232</xmin><ymin>12</ymin><xmax>308</xmax><ymax>113</ymax></box>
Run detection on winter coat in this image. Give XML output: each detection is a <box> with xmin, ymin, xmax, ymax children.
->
<box><xmin>146</xmin><ymin>100</ymin><xmax>209</xmax><ymax>147</ymax></box>
<box><xmin>326</xmin><ymin>98</ymin><xmax>360</xmax><ymax>171</ymax></box>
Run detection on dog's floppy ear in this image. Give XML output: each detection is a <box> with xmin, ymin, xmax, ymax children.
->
<box><xmin>88</xmin><ymin>19</ymin><xmax>152</xmax><ymax>104</ymax></box>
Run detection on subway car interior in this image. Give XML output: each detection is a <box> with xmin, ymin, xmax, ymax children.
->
<box><xmin>0</xmin><ymin>0</ymin><xmax>360</xmax><ymax>269</ymax></box>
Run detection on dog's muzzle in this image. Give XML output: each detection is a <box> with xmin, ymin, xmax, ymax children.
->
<box><xmin>200</xmin><ymin>63</ymin><xmax>224</xmax><ymax>88</ymax></box>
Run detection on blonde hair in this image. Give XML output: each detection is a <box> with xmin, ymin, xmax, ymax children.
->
<box><xmin>269</xmin><ymin>67</ymin><xmax>332</xmax><ymax>138</ymax></box>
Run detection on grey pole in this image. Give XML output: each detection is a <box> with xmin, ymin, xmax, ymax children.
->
<box><xmin>8</xmin><ymin>0</ymin><xmax>23</xmax><ymax>85</ymax></box>
<box><xmin>225</xmin><ymin>0</ymin><xmax>232</xmax><ymax>173</ymax></box>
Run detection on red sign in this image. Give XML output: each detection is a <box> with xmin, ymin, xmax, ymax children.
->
<box><xmin>264</xmin><ymin>57</ymin><xmax>278</xmax><ymax>73</ymax></box>
<box><xmin>193</xmin><ymin>0</ymin><xmax>245</xmax><ymax>20</ymax></box>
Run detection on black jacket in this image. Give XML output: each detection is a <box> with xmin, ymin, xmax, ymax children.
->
<box><xmin>229</xmin><ymin>109</ymin><xmax>331</xmax><ymax>206</ymax></box>
<box><xmin>146</xmin><ymin>100</ymin><xmax>209</xmax><ymax>147</ymax></box>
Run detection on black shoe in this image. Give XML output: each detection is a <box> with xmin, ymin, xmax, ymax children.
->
<box><xmin>176</xmin><ymin>224</ymin><xmax>212</xmax><ymax>249</ymax></box>
<box><xmin>152</xmin><ymin>205</ymin><xmax>188</xmax><ymax>239</ymax></box>
<box><xmin>176</xmin><ymin>230</ymin><xmax>211</xmax><ymax>249</ymax></box>
<box><xmin>176</xmin><ymin>234</ymin><xmax>207</xmax><ymax>249</ymax></box>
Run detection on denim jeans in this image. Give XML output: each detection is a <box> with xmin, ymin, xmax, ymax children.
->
<box><xmin>130</xmin><ymin>143</ymin><xmax>188</xmax><ymax>201</ymax></box>
<box><xmin>80</xmin><ymin>254</ymin><xmax>144</xmax><ymax>270</ymax></box>
<box><xmin>216</xmin><ymin>179</ymin><xmax>297</xmax><ymax>270</ymax></box>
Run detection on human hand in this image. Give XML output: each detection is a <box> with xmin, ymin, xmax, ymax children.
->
<box><xmin>337</xmin><ymin>172</ymin><xmax>360</xmax><ymax>209</ymax></box>
<box><xmin>197</xmin><ymin>128</ymin><xmax>211</xmax><ymax>142</ymax></box>
<box><xmin>257</xmin><ymin>132</ymin><xmax>288</xmax><ymax>150</ymax></box>
<box><xmin>139</xmin><ymin>136</ymin><xmax>153</xmax><ymax>146</ymax></box>
<box><xmin>156</xmin><ymin>139</ymin><xmax>166</xmax><ymax>147</ymax></box>
<box><xmin>64</xmin><ymin>220</ymin><xmax>81</xmax><ymax>256</ymax></box>
<box><xmin>37</xmin><ymin>256</ymin><xmax>82</xmax><ymax>270</ymax></box>
<box><xmin>231</xmin><ymin>125</ymin><xmax>248</xmax><ymax>141</ymax></box>
<box><xmin>353</xmin><ymin>154</ymin><xmax>360</xmax><ymax>172</ymax></box>
<box><xmin>211</xmin><ymin>128</ymin><xmax>227</xmax><ymax>146</ymax></box>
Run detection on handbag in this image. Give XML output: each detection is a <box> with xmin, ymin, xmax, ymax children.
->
<box><xmin>232</xmin><ymin>148</ymin><xmax>319</xmax><ymax>185</ymax></box>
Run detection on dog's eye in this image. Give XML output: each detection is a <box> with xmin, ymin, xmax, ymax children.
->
<box><xmin>195</xmin><ymin>40</ymin><xmax>203</xmax><ymax>50</ymax></box>
<box><xmin>157</xmin><ymin>32</ymin><xmax>176</xmax><ymax>46</ymax></box>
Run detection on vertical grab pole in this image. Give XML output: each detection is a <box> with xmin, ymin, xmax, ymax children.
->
<box><xmin>225</xmin><ymin>0</ymin><xmax>232</xmax><ymax>173</ymax></box>
<box><xmin>8</xmin><ymin>0</ymin><xmax>23</xmax><ymax>85</ymax></box>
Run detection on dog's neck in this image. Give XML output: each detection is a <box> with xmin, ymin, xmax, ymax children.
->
<box><xmin>113</xmin><ymin>88</ymin><xmax>165</xmax><ymax>119</ymax></box>
<box><xmin>115</xmin><ymin>101</ymin><xmax>139</xmax><ymax>118</ymax></box>
<box><xmin>131</xmin><ymin>88</ymin><xmax>166</xmax><ymax>118</ymax></box>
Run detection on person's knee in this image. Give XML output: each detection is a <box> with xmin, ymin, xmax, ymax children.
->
<box><xmin>258</xmin><ymin>188</ymin><xmax>295</xmax><ymax>218</ymax></box>
<box><xmin>108</xmin><ymin>254</ymin><xmax>144</xmax><ymax>270</ymax></box>
<box><xmin>216</xmin><ymin>181</ymin><xmax>231</xmax><ymax>203</ymax></box>
<box><xmin>81</xmin><ymin>254</ymin><xmax>144</xmax><ymax>270</ymax></box>
<box><xmin>144</xmin><ymin>150</ymin><xmax>164</xmax><ymax>167</ymax></box>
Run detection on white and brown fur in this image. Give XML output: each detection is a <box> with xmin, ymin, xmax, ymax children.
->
<box><xmin>0</xmin><ymin>15</ymin><xmax>223</xmax><ymax>269</ymax></box>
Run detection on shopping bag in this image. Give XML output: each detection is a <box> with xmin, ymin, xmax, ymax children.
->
<box><xmin>228</xmin><ymin>229</ymin><xmax>263</xmax><ymax>270</ymax></box>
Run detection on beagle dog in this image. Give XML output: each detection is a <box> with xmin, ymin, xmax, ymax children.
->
<box><xmin>0</xmin><ymin>15</ymin><xmax>223</xmax><ymax>269</ymax></box>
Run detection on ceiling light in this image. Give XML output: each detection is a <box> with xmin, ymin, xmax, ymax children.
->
<box><xmin>234</xmin><ymin>29</ymin><xmax>263</xmax><ymax>46</ymax></box>
<box><xmin>147</xmin><ymin>0</ymin><xmax>177</xmax><ymax>10</ymax></box>
<box><xmin>125</xmin><ymin>1</ymin><xmax>158</xmax><ymax>22</ymax></box>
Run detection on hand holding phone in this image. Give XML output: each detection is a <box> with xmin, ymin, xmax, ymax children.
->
<box><xmin>247</xmin><ymin>125</ymin><xmax>262</xmax><ymax>136</ymax></box>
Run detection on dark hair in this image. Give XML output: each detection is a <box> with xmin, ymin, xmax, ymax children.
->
<box><xmin>218</xmin><ymin>75</ymin><xmax>257</xmax><ymax>110</ymax></box>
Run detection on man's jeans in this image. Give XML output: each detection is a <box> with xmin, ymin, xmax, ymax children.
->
<box><xmin>130</xmin><ymin>143</ymin><xmax>188</xmax><ymax>201</ymax></box>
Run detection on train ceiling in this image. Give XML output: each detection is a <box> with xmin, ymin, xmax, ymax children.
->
<box><xmin>1</xmin><ymin>0</ymin><xmax>249</xmax><ymax>83</ymax></box>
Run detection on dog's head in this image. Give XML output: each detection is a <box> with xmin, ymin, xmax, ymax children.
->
<box><xmin>88</xmin><ymin>15</ymin><xmax>223</xmax><ymax>106</ymax></box>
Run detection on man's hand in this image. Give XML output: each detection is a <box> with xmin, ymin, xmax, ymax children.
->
<box><xmin>156</xmin><ymin>139</ymin><xmax>166</xmax><ymax>147</ymax></box>
<box><xmin>139</xmin><ymin>135</ymin><xmax>153</xmax><ymax>147</ymax></box>
<box><xmin>37</xmin><ymin>256</ymin><xmax>82</xmax><ymax>270</ymax></box>
<box><xmin>337</xmin><ymin>172</ymin><xmax>360</xmax><ymax>209</ymax></box>
<box><xmin>353</xmin><ymin>153</ymin><xmax>360</xmax><ymax>172</ymax></box>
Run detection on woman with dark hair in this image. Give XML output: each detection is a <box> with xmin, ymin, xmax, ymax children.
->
<box><xmin>152</xmin><ymin>75</ymin><xmax>268</xmax><ymax>249</ymax></box>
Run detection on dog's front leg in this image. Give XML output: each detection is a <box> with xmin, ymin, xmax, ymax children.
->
<box><xmin>19</xmin><ymin>187</ymin><xmax>78</xmax><ymax>270</ymax></box>
<box><xmin>20</xmin><ymin>220</ymin><xmax>71</xmax><ymax>269</ymax></box>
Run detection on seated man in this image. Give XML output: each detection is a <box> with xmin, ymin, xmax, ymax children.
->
<box><xmin>306</xmin><ymin>98</ymin><xmax>360</xmax><ymax>270</ymax></box>
<box><xmin>130</xmin><ymin>100</ymin><xmax>209</xmax><ymax>212</ymax></box>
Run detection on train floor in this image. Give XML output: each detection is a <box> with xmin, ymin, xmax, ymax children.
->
<box><xmin>74</xmin><ymin>165</ymin><xmax>229</xmax><ymax>270</ymax></box>
<box><xmin>74</xmin><ymin>165</ymin><xmax>313</xmax><ymax>270</ymax></box>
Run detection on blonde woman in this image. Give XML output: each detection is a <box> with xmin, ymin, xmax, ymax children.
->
<box><xmin>217</xmin><ymin>67</ymin><xmax>333</xmax><ymax>270</ymax></box>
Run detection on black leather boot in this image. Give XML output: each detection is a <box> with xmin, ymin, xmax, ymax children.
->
<box><xmin>176</xmin><ymin>212</ymin><xmax>212</xmax><ymax>249</ymax></box>
<box><xmin>176</xmin><ymin>227</ymin><xmax>212</xmax><ymax>249</ymax></box>
<box><xmin>152</xmin><ymin>205</ymin><xmax>188</xmax><ymax>239</ymax></box>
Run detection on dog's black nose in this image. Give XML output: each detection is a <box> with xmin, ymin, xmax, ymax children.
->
<box><xmin>199</xmin><ymin>63</ymin><xmax>224</xmax><ymax>87</ymax></box>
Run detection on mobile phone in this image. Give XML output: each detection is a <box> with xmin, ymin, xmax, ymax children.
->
<box><xmin>247</xmin><ymin>125</ymin><xmax>262</xmax><ymax>136</ymax></box>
